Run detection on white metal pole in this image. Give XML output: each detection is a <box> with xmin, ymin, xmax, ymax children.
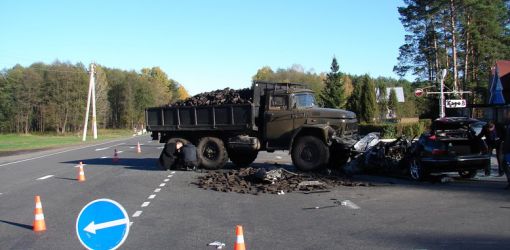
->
<box><xmin>91</xmin><ymin>64</ymin><xmax>97</xmax><ymax>139</ymax></box>
<box><xmin>82</xmin><ymin>64</ymin><xmax>94</xmax><ymax>141</ymax></box>
<box><xmin>439</xmin><ymin>69</ymin><xmax>447</xmax><ymax>118</ymax></box>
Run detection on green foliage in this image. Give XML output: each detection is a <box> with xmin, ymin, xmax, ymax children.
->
<box><xmin>319</xmin><ymin>57</ymin><xmax>346</xmax><ymax>109</ymax></box>
<box><xmin>252</xmin><ymin>64</ymin><xmax>324</xmax><ymax>99</ymax></box>
<box><xmin>360</xmin><ymin>75</ymin><xmax>377</xmax><ymax>123</ymax></box>
<box><xmin>0</xmin><ymin>62</ymin><xmax>181</xmax><ymax>133</ymax></box>
<box><xmin>359</xmin><ymin>119</ymin><xmax>431</xmax><ymax>138</ymax></box>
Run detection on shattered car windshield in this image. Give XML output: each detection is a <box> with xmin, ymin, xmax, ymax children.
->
<box><xmin>294</xmin><ymin>93</ymin><xmax>315</xmax><ymax>109</ymax></box>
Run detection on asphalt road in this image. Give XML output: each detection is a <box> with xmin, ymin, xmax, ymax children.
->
<box><xmin>0</xmin><ymin>135</ymin><xmax>509</xmax><ymax>250</ymax></box>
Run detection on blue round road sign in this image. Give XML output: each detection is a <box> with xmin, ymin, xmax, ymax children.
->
<box><xmin>76</xmin><ymin>199</ymin><xmax>130</xmax><ymax>250</ymax></box>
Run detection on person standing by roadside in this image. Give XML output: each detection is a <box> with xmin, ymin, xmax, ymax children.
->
<box><xmin>502</xmin><ymin>125</ymin><xmax>510</xmax><ymax>189</ymax></box>
<box><xmin>478</xmin><ymin>121</ymin><xmax>502</xmax><ymax>176</ymax></box>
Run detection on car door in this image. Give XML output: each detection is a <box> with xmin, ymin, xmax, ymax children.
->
<box><xmin>265</xmin><ymin>95</ymin><xmax>294</xmax><ymax>148</ymax></box>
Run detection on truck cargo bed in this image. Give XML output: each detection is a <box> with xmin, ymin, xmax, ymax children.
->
<box><xmin>146</xmin><ymin>104</ymin><xmax>255</xmax><ymax>132</ymax></box>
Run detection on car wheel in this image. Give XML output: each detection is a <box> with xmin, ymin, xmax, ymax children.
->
<box><xmin>409</xmin><ymin>158</ymin><xmax>427</xmax><ymax>181</ymax></box>
<box><xmin>197</xmin><ymin>137</ymin><xmax>228</xmax><ymax>170</ymax></box>
<box><xmin>458</xmin><ymin>170</ymin><xmax>477</xmax><ymax>179</ymax></box>
<box><xmin>291</xmin><ymin>136</ymin><xmax>329</xmax><ymax>171</ymax></box>
<box><xmin>229</xmin><ymin>150</ymin><xmax>258</xmax><ymax>168</ymax></box>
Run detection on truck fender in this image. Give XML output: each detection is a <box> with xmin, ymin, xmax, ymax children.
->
<box><xmin>289</xmin><ymin>124</ymin><xmax>335</xmax><ymax>151</ymax></box>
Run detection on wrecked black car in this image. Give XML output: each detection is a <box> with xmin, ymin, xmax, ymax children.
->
<box><xmin>407</xmin><ymin>117</ymin><xmax>490</xmax><ymax>180</ymax></box>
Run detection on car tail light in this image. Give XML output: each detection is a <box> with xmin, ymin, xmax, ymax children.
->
<box><xmin>428</xmin><ymin>135</ymin><xmax>437</xmax><ymax>140</ymax></box>
<box><xmin>432</xmin><ymin>149</ymin><xmax>448</xmax><ymax>155</ymax></box>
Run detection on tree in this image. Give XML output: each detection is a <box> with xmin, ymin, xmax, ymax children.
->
<box><xmin>360</xmin><ymin>75</ymin><xmax>377</xmax><ymax>123</ymax></box>
<box><xmin>347</xmin><ymin>76</ymin><xmax>363</xmax><ymax>115</ymax></box>
<box><xmin>319</xmin><ymin>57</ymin><xmax>346</xmax><ymax>109</ymax></box>
<box><xmin>388</xmin><ymin>88</ymin><xmax>399</xmax><ymax>118</ymax></box>
<box><xmin>252</xmin><ymin>65</ymin><xmax>324</xmax><ymax>98</ymax></box>
<box><xmin>176</xmin><ymin>85</ymin><xmax>190</xmax><ymax>100</ymax></box>
<box><xmin>377</xmin><ymin>85</ymin><xmax>388</xmax><ymax>120</ymax></box>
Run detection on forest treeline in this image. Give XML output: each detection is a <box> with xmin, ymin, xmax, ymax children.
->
<box><xmin>0</xmin><ymin>62</ymin><xmax>189</xmax><ymax>134</ymax></box>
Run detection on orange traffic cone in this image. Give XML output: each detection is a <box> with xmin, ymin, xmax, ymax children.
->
<box><xmin>137</xmin><ymin>142</ymin><xmax>141</xmax><ymax>153</ymax></box>
<box><xmin>33</xmin><ymin>195</ymin><xmax>46</xmax><ymax>232</ymax></box>
<box><xmin>234</xmin><ymin>225</ymin><xmax>246</xmax><ymax>250</ymax></box>
<box><xmin>113</xmin><ymin>149</ymin><xmax>119</xmax><ymax>162</ymax></box>
<box><xmin>77</xmin><ymin>162</ymin><xmax>86</xmax><ymax>182</ymax></box>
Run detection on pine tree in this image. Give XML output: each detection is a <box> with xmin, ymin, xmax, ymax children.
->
<box><xmin>388</xmin><ymin>88</ymin><xmax>399</xmax><ymax>118</ymax></box>
<box><xmin>360</xmin><ymin>75</ymin><xmax>377</xmax><ymax>123</ymax></box>
<box><xmin>320</xmin><ymin>57</ymin><xmax>345</xmax><ymax>109</ymax></box>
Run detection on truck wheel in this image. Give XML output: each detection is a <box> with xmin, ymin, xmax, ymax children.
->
<box><xmin>197</xmin><ymin>137</ymin><xmax>228</xmax><ymax>170</ymax></box>
<box><xmin>229</xmin><ymin>151</ymin><xmax>258</xmax><ymax>168</ymax></box>
<box><xmin>291</xmin><ymin>136</ymin><xmax>329</xmax><ymax>171</ymax></box>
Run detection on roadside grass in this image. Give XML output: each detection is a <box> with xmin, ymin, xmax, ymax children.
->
<box><xmin>0</xmin><ymin>129</ymin><xmax>134</xmax><ymax>152</ymax></box>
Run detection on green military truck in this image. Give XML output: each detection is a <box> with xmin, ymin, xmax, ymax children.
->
<box><xmin>145</xmin><ymin>81</ymin><xmax>358</xmax><ymax>171</ymax></box>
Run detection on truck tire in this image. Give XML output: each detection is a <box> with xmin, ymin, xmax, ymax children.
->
<box><xmin>328</xmin><ymin>145</ymin><xmax>350</xmax><ymax>168</ymax></box>
<box><xmin>291</xmin><ymin>136</ymin><xmax>329</xmax><ymax>171</ymax></box>
<box><xmin>229</xmin><ymin>151</ymin><xmax>258</xmax><ymax>168</ymax></box>
<box><xmin>197</xmin><ymin>137</ymin><xmax>228</xmax><ymax>170</ymax></box>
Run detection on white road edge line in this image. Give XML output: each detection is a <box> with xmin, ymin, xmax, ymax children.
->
<box><xmin>132</xmin><ymin>211</ymin><xmax>143</xmax><ymax>217</ymax></box>
<box><xmin>0</xmin><ymin>139</ymin><xmax>131</xmax><ymax>167</ymax></box>
<box><xmin>154</xmin><ymin>188</ymin><xmax>161</xmax><ymax>193</ymax></box>
<box><xmin>141</xmin><ymin>202</ymin><xmax>150</xmax><ymax>207</ymax></box>
<box><xmin>159</xmin><ymin>183</ymin><xmax>166</xmax><ymax>187</ymax></box>
<box><xmin>148</xmin><ymin>194</ymin><xmax>156</xmax><ymax>199</ymax></box>
<box><xmin>37</xmin><ymin>175</ymin><xmax>54</xmax><ymax>180</ymax></box>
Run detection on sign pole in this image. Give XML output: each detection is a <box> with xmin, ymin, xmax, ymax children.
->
<box><xmin>439</xmin><ymin>69</ymin><xmax>447</xmax><ymax>118</ymax></box>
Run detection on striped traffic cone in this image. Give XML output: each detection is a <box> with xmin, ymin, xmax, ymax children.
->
<box><xmin>77</xmin><ymin>162</ymin><xmax>86</xmax><ymax>182</ymax></box>
<box><xmin>137</xmin><ymin>142</ymin><xmax>141</xmax><ymax>153</ymax></box>
<box><xmin>234</xmin><ymin>225</ymin><xmax>246</xmax><ymax>250</ymax></box>
<box><xmin>33</xmin><ymin>195</ymin><xmax>46</xmax><ymax>232</ymax></box>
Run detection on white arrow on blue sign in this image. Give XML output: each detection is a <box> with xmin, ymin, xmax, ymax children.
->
<box><xmin>76</xmin><ymin>199</ymin><xmax>130</xmax><ymax>250</ymax></box>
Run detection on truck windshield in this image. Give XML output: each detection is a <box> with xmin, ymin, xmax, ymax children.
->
<box><xmin>294</xmin><ymin>93</ymin><xmax>315</xmax><ymax>109</ymax></box>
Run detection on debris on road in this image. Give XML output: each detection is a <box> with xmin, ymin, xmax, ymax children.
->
<box><xmin>170</xmin><ymin>88</ymin><xmax>252</xmax><ymax>107</ymax></box>
<box><xmin>194</xmin><ymin>167</ymin><xmax>371</xmax><ymax>195</ymax></box>
<box><xmin>207</xmin><ymin>241</ymin><xmax>226</xmax><ymax>249</ymax></box>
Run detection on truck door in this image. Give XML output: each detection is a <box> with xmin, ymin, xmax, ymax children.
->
<box><xmin>265</xmin><ymin>95</ymin><xmax>294</xmax><ymax>148</ymax></box>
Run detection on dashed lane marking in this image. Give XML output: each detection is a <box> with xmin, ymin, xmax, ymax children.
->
<box><xmin>157</xmin><ymin>146</ymin><xmax>164</xmax><ymax>149</ymax></box>
<box><xmin>0</xmin><ymin>139</ymin><xmax>129</xmax><ymax>167</ymax></box>
<box><xmin>171</xmin><ymin>171</ymin><xmax>176</xmax><ymax>174</ymax></box>
<box><xmin>154</xmin><ymin>188</ymin><xmax>161</xmax><ymax>193</ymax></box>
<box><xmin>159</xmin><ymin>183</ymin><xmax>166</xmax><ymax>187</ymax></box>
<box><xmin>168</xmin><ymin>175</ymin><xmax>173</xmax><ymax>178</ymax></box>
<box><xmin>37</xmin><ymin>175</ymin><xmax>54</xmax><ymax>180</ymax></box>
<box><xmin>141</xmin><ymin>202</ymin><xmax>150</xmax><ymax>207</ymax></box>
<box><xmin>148</xmin><ymin>194</ymin><xmax>156</xmax><ymax>199</ymax></box>
<box><xmin>132</xmin><ymin>211</ymin><xmax>143</xmax><ymax>217</ymax></box>
<box><xmin>164</xmin><ymin>179</ymin><xmax>170</xmax><ymax>182</ymax></box>
<box><xmin>117</xmin><ymin>151</ymin><xmax>124</xmax><ymax>154</ymax></box>
<box><xmin>129</xmin><ymin>147</ymin><xmax>135</xmax><ymax>149</ymax></box>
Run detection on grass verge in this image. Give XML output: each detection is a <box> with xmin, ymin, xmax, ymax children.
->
<box><xmin>0</xmin><ymin>129</ymin><xmax>134</xmax><ymax>153</ymax></box>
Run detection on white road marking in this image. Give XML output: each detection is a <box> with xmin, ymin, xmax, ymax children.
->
<box><xmin>129</xmin><ymin>147</ymin><xmax>135</xmax><ymax>149</ymax></box>
<box><xmin>157</xmin><ymin>146</ymin><xmax>164</xmax><ymax>149</ymax></box>
<box><xmin>170</xmin><ymin>171</ymin><xmax>176</xmax><ymax>174</ymax></box>
<box><xmin>117</xmin><ymin>150</ymin><xmax>124</xmax><ymax>154</ymax></box>
<box><xmin>154</xmin><ymin>188</ymin><xmax>161</xmax><ymax>193</ymax></box>
<box><xmin>147</xmin><ymin>141</ymin><xmax>152</xmax><ymax>143</ymax></box>
<box><xmin>94</xmin><ymin>142</ymin><xmax>126</xmax><ymax>151</ymax></box>
<box><xmin>36</xmin><ymin>175</ymin><xmax>54</xmax><ymax>180</ymax></box>
<box><xmin>0</xmin><ymin>193</ymin><xmax>3</xmax><ymax>196</ymax></box>
<box><xmin>100</xmin><ymin>156</ymin><xmax>107</xmax><ymax>159</ymax></box>
<box><xmin>164</xmin><ymin>179</ymin><xmax>170</xmax><ymax>182</ymax></box>
<box><xmin>341</xmin><ymin>200</ymin><xmax>360</xmax><ymax>209</ymax></box>
<box><xmin>130</xmin><ymin>222</ymin><xmax>134</xmax><ymax>227</ymax></box>
<box><xmin>148</xmin><ymin>194</ymin><xmax>156</xmax><ymax>199</ymax></box>
<box><xmin>74</xmin><ymin>163</ymin><xmax>87</xmax><ymax>168</ymax></box>
<box><xmin>0</xmin><ymin>139</ymin><xmax>130</xmax><ymax>167</ymax></box>
<box><xmin>141</xmin><ymin>202</ymin><xmax>150</xmax><ymax>207</ymax></box>
<box><xmin>132</xmin><ymin>211</ymin><xmax>143</xmax><ymax>217</ymax></box>
<box><xmin>159</xmin><ymin>183</ymin><xmax>166</xmax><ymax>187</ymax></box>
<box><xmin>168</xmin><ymin>175</ymin><xmax>173</xmax><ymax>178</ymax></box>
